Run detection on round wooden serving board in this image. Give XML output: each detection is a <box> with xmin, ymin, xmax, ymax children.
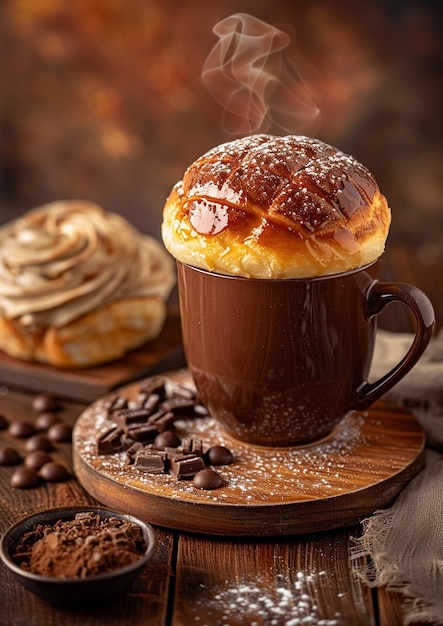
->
<box><xmin>73</xmin><ymin>370</ymin><xmax>425</xmax><ymax>536</ymax></box>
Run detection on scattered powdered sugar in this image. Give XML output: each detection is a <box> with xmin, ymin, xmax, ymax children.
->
<box><xmin>190</xmin><ymin>570</ymin><xmax>342</xmax><ymax>625</ymax></box>
<box><xmin>74</xmin><ymin>387</ymin><xmax>371</xmax><ymax>507</ymax></box>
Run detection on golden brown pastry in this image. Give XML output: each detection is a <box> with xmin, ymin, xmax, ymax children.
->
<box><xmin>162</xmin><ymin>134</ymin><xmax>391</xmax><ymax>278</ymax></box>
<box><xmin>0</xmin><ymin>200</ymin><xmax>175</xmax><ymax>367</ymax></box>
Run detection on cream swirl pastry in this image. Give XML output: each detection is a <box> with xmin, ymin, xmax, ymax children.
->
<box><xmin>0</xmin><ymin>200</ymin><xmax>175</xmax><ymax>367</ymax></box>
<box><xmin>162</xmin><ymin>134</ymin><xmax>391</xmax><ymax>278</ymax></box>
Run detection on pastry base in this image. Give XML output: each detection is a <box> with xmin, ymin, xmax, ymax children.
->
<box><xmin>73</xmin><ymin>370</ymin><xmax>425</xmax><ymax>536</ymax></box>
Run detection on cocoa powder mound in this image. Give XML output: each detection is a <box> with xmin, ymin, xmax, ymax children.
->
<box><xmin>13</xmin><ymin>512</ymin><xmax>146</xmax><ymax>578</ymax></box>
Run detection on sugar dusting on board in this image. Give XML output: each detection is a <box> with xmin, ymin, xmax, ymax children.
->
<box><xmin>74</xmin><ymin>373</ymin><xmax>371</xmax><ymax>506</ymax></box>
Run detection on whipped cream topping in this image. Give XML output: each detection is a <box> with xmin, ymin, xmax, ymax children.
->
<box><xmin>0</xmin><ymin>201</ymin><xmax>175</xmax><ymax>329</ymax></box>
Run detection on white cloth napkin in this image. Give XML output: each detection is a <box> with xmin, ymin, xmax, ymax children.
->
<box><xmin>351</xmin><ymin>330</ymin><xmax>443</xmax><ymax>625</ymax></box>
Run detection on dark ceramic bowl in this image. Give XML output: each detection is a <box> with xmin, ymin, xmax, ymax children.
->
<box><xmin>0</xmin><ymin>506</ymin><xmax>156</xmax><ymax>604</ymax></box>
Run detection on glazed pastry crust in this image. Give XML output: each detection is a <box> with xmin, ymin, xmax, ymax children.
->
<box><xmin>162</xmin><ymin>134</ymin><xmax>391</xmax><ymax>279</ymax></box>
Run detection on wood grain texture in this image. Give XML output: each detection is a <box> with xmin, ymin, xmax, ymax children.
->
<box><xmin>378</xmin><ymin>587</ymin><xmax>431</xmax><ymax>626</ymax></box>
<box><xmin>73</xmin><ymin>371</ymin><xmax>425</xmax><ymax>536</ymax></box>
<box><xmin>172</xmin><ymin>528</ymin><xmax>376</xmax><ymax>625</ymax></box>
<box><xmin>0</xmin><ymin>312</ymin><xmax>182</xmax><ymax>402</ymax></box>
<box><xmin>0</xmin><ymin>387</ymin><xmax>175</xmax><ymax>626</ymax></box>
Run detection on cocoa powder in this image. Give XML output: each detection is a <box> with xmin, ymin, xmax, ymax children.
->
<box><xmin>13</xmin><ymin>512</ymin><xmax>146</xmax><ymax>578</ymax></box>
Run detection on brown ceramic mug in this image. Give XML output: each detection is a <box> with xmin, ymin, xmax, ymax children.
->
<box><xmin>177</xmin><ymin>259</ymin><xmax>434</xmax><ymax>447</ymax></box>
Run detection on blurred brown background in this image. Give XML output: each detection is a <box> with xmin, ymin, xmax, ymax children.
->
<box><xmin>1</xmin><ymin>0</ymin><xmax>442</xmax><ymax>252</ymax></box>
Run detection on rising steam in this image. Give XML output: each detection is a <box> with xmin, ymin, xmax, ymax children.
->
<box><xmin>202</xmin><ymin>13</ymin><xmax>321</xmax><ymax>136</ymax></box>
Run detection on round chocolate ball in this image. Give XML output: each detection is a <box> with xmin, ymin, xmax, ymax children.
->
<box><xmin>25</xmin><ymin>434</ymin><xmax>53</xmax><ymax>453</ymax></box>
<box><xmin>35</xmin><ymin>411</ymin><xmax>61</xmax><ymax>432</ymax></box>
<box><xmin>32</xmin><ymin>393</ymin><xmax>61</xmax><ymax>413</ymax></box>
<box><xmin>8</xmin><ymin>420</ymin><xmax>36</xmax><ymax>439</ymax></box>
<box><xmin>154</xmin><ymin>431</ymin><xmax>181</xmax><ymax>448</ymax></box>
<box><xmin>47</xmin><ymin>422</ymin><xmax>72</xmax><ymax>442</ymax></box>
<box><xmin>39</xmin><ymin>461</ymin><xmax>70</xmax><ymax>483</ymax></box>
<box><xmin>204</xmin><ymin>445</ymin><xmax>234</xmax><ymax>466</ymax></box>
<box><xmin>0</xmin><ymin>447</ymin><xmax>21</xmax><ymax>466</ymax></box>
<box><xmin>193</xmin><ymin>468</ymin><xmax>224</xmax><ymax>490</ymax></box>
<box><xmin>10</xmin><ymin>467</ymin><xmax>42</xmax><ymax>489</ymax></box>
<box><xmin>24</xmin><ymin>450</ymin><xmax>52</xmax><ymax>471</ymax></box>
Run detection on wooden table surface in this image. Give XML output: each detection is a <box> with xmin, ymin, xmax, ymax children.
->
<box><xmin>0</xmin><ymin>244</ymin><xmax>441</xmax><ymax>626</ymax></box>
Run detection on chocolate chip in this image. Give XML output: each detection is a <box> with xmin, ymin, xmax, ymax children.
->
<box><xmin>25</xmin><ymin>434</ymin><xmax>53</xmax><ymax>453</ymax></box>
<box><xmin>10</xmin><ymin>467</ymin><xmax>42</xmax><ymax>489</ymax></box>
<box><xmin>24</xmin><ymin>450</ymin><xmax>52</xmax><ymax>471</ymax></box>
<box><xmin>35</xmin><ymin>411</ymin><xmax>61</xmax><ymax>431</ymax></box>
<box><xmin>193</xmin><ymin>468</ymin><xmax>224</xmax><ymax>490</ymax></box>
<box><xmin>38</xmin><ymin>461</ymin><xmax>70</xmax><ymax>483</ymax></box>
<box><xmin>8</xmin><ymin>420</ymin><xmax>36</xmax><ymax>439</ymax></box>
<box><xmin>0</xmin><ymin>414</ymin><xmax>9</xmax><ymax>430</ymax></box>
<box><xmin>204</xmin><ymin>445</ymin><xmax>234</xmax><ymax>466</ymax></box>
<box><xmin>32</xmin><ymin>393</ymin><xmax>61</xmax><ymax>413</ymax></box>
<box><xmin>47</xmin><ymin>422</ymin><xmax>72</xmax><ymax>442</ymax></box>
<box><xmin>154</xmin><ymin>431</ymin><xmax>181</xmax><ymax>448</ymax></box>
<box><xmin>0</xmin><ymin>447</ymin><xmax>21</xmax><ymax>466</ymax></box>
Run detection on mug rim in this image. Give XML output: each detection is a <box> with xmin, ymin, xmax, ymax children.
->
<box><xmin>177</xmin><ymin>258</ymin><xmax>380</xmax><ymax>283</ymax></box>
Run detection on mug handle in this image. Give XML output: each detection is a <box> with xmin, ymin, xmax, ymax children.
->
<box><xmin>355</xmin><ymin>281</ymin><xmax>435</xmax><ymax>409</ymax></box>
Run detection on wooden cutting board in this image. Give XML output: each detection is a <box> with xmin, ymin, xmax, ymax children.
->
<box><xmin>73</xmin><ymin>370</ymin><xmax>425</xmax><ymax>536</ymax></box>
<box><xmin>0</xmin><ymin>313</ymin><xmax>184</xmax><ymax>402</ymax></box>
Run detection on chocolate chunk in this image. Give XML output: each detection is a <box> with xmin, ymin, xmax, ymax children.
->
<box><xmin>47</xmin><ymin>422</ymin><xmax>72</xmax><ymax>442</ymax></box>
<box><xmin>154</xmin><ymin>431</ymin><xmax>181</xmax><ymax>448</ymax></box>
<box><xmin>0</xmin><ymin>414</ymin><xmax>8</xmax><ymax>430</ymax></box>
<box><xmin>126</xmin><ymin>423</ymin><xmax>159</xmax><ymax>443</ymax></box>
<box><xmin>25</xmin><ymin>434</ymin><xmax>53</xmax><ymax>453</ymax></box>
<box><xmin>32</xmin><ymin>393</ymin><xmax>61</xmax><ymax>413</ymax></box>
<box><xmin>0</xmin><ymin>447</ymin><xmax>21</xmax><ymax>466</ymax></box>
<box><xmin>10</xmin><ymin>467</ymin><xmax>42</xmax><ymax>489</ymax></box>
<box><xmin>169</xmin><ymin>454</ymin><xmax>205</xmax><ymax>479</ymax></box>
<box><xmin>39</xmin><ymin>461</ymin><xmax>70</xmax><ymax>482</ymax></box>
<box><xmin>166</xmin><ymin>383</ymin><xmax>195</xmax><ymax>400</ymax></box>
<box><xmin>111</xmin><ymin>408</ymin><xmax>151</xmax><ymax>430</ymax></box>
<box><xmin>181</xmin><ymin>438</ymin><xmax>204</xmax><ymax>457</ymax></box>
<box><xmin>106</xmin><ymin>394</ymin><xmax>129</xmax><ymax>414</ymax></box>
<box><xmin>125</xmin><ymin>441</ymin><xmax>144</xmax><ymax>464</ymax></box>
<box><xmin>204</xmin><ymin>445</ymin><xmax>234</xmax><ymax>466</ymax></box>
<box><xmin>133</xmin><ymin>450</ymin><xmax>166</xmax><ymax>474</ymax></box>
<box><xmin>8</xmin><ymin>420</ymin><xmax>36</xmax><ymax>439</ymax></box>
<box><xmin>147</xmin><ymin>410</ymin><xmax>175</xmax><ymax>432</ymax></box>
<box><xmin>193</xmin><ymin>468</ymin><xmax>224</xmax><ymax>490</ymax></box>
<box><xmin>24</xmin><ymin>450</ymin><xmax>52</xmax><ymax>471</ymax></box>
<box><xmin>97</xmin><ymin>426</ymin><xmax>124</xmax><ymax>455</ymax></box>
<box><xmin>160</xmin><ymin>397</ymin><xmax>199</xmax><ymax>416</ymax></box>
<box><xmin>141</xmin><ymin>393</ymin><xmax>161</xmax><ymax>413</ymax></box>
<box><xmin>35</xmin><ymin>412</ymin><xmax>61</xmax><ymax>431</ymax></box>
<box><xmin>139</xmin><ymin>376</ymin><xmax>167</xmax><ymax>397</ymax></box>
